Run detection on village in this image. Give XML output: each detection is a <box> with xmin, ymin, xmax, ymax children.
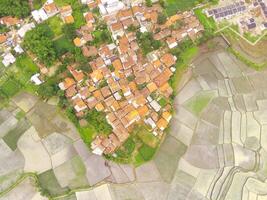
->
<box><xmin>0</xmin><ymin>0</ymin><xmax>204</xmax><ymax>157</ymax></box>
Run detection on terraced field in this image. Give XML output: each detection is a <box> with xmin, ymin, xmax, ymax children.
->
<box><xmin>1</xmin><ymin>40</ymin><xmax>267</xmax><ymax>199</ymax></box>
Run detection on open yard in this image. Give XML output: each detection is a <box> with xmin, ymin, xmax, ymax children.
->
<box><xmin>165</xmin><ymin>0</ymin><xmax>198</xmax><ymax>16</ymax></box>
<box><xmin>54</xmin><ymin>36</ymin><xmax>75</xmax><ymax>56</ymax></box>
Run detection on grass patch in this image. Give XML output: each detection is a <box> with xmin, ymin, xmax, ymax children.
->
<box><xmin>185</xmin><ymin>91</ymin><xmax>216</xmax><ymax>115</ymax></box>
<box><xmin>46</xmin><ymin>16</ymin><xmax>64</xmax><ymax>37</ymax></box>
<box><xmin>53</xmin><ymin>36</ymin><xmax>75</xmax><ymax>56</ymax></box>
<box><xmin>158</xmin><ymin>97</ymin><xmax>168</xmax><ymax>107</ymax></box>
<box><xmin>3</xmin><ymin>119</ymin><xmax>31</xmax><ymax>150</ymax></box>
<box><xmin>169</xmin><ymin>46</ymin><xmax>199</xmax><ymax>93</ymax></box>
<box><xmin>227</xmin><ymin>47</ymin><xmax>267</xmax><ymax>71</ymax></box>
<box><xmin>138</xmin><ymin>144</ymin><xmax>156</xmax><ymax>161</ymax></box>
<box><xmin>38</xmin><ymin>169</ymin><xmax>69</xmax><ymax>197</ymax></box>
<box><xmin>165</xmin><ymin>0</ymin><xmax>198</xmax><ymax>16</ymax></box>
<box><xmin>0</xmin><ymin>78</ymin><xmax>22</xmax><ymax>97</ymax></box>
<box><xmin>78</xmin><ymin>125</ymin><xmax>97</xmax><ymax>145</ymax></box>
<box><xmin>135</xmin><ymin>125</ymin><xmax>159</xmax><ymax>148</ymax></box>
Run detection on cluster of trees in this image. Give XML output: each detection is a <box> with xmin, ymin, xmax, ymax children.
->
<box><xmin>136</xmin><ymin>31</ymin><xmax>161</xmax><ymax>55</ymax></box>
<box><xmin>157</xmin><ymin>13</ymin><xmax>167</xmax><ymax>25</ymax></box>
<box><xmin>0</xmin><ymin>0</ymin><xmax>30</xmax><ymax>18</ymax></box>
<box><xmin>85</xmin><ymin>109</ymin><xmax>112</xmax><ymax>135</ymax></box>
<box><xmin>23</xmin><ymin>24</ymin><xmax>56</xmax><ymax>66</ymax></box>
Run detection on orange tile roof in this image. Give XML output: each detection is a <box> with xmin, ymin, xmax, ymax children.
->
<box><xmin>63</xmin><ymin>77</ymin><xmax>75</xmax><ymax>89</ymax></box>
<box><xmin>73</xmin><ymin>37</ymin><xmax>82</xmax><ymax>47</ymax></box>
<box><xmin>0</xmin><ymin>34</ymin><xmax>7</xmax><ymax>43</ymax></box>
<box><xmin>154</xmin><ymin>68</ymin><xmax>173</xmax><ymax>87</ymax></box>
<box><xmin>111</xmin><ymin>22</ymin><xmax>123</xmax><ymax>32</ymax></box>
<box><xmin>60</xmin><ymin>5</ymin><xmax>72</xmax><ymax>15</ymax></box>
<box><xmin>95</xmin><ymin>103</ymin><xmax>105</xmax><ymax>111</ymax></box>
<box><xmin>146</xmin><ymin>82</ymin><xmax>158</xmax><ymax>93</ymax></box>
<box><xmin>0</xmin><ymin>16</ymin><xmax>19</xmax><ymax>26</ymax></box>
<box><xmin>71</xmin><ymin>70</ymin><xmax>84</xmax><ymax>82</ymax></box>
<box><xmin>153</xmin><ymin>60</ymin><xmax>162</xmax><ymax>68</ymax></box>
<box><xmin>162</xmin><ymin>111</ymin><xmax>172</xmax><ymax>122</ymax></box>
<box><xmin>44</xmin><ymin>3</ymin><xmax>57</xmax><ymax>14</ymax></box>
<box><xmin>156</xmin><ymin>118</ymin><xmax>168</xmax><ymax>131</ymax></box>
<box><xmin>112</xmin><ymin>59</ymin><xmax>123</xmax><ymax>71</ymax></box>
<box><xmin>64</xmin><ymin>15</ymin><xmax>74</xmax><ymax>24</ymax></box>
<box><xmin>137</xmin><ymin>105</ymin><xmax>149</xmax><ymax>117</ymax></box>
<box><xmin>160</xmin><ymin>53</ymin><xmax>176</xmax><ymax>67</ymax></box>
<box><xmin>84</xmin><ymin>12</ymin><xmax>95</xmax><ymax>23</ymax></box>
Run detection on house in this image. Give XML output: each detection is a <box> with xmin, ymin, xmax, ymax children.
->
<box><xmin>166</xmin><ymin>37</ymin><xmax>178</xmax><ymax>49</ymax></box>
<box><xmin>73</xmin><ymin>37</ymin><xmax>85</xmax><ymax>47</ymax></box>
<box><xmin>17</xmin><ymin>23</ymin><xmax>35</xmax><ymax>38</ymax></box>
<box><xmin>84</xmin><ymin>12</ymin><xmax>95</xmax><ymax>23</ymax></box>
<box><xmin>43</xmin><ymin>1</ymin><xmax>58</xmax><ymax>16</ymax></box>
<box><xmin>0</xmin><ymin>34</ymin><xmax>7</xmax><ymax>44</ymax></box>
<box><xmin>2</xmin><ymin>53</ymin><xmax>16</xmax><ymax>67</ymax></box>
<box><xmin>14</xmin><ymin>45</ymin><xmax>24</xmax><ymax>54</ymax></box>
<box><xmin>58</xmin><ymin>77</ymin><xmax>76</xmax><ymax>90</ymax></box>
<box><xmin>0</xmin><ymin>16</ymin><xmax>20</xmax><ymax>27</ymax></box>
<box><xmin>31</xmin><ymin>73</ymin><xmax>43</xmax><ymax>85</ymax></box>
<box><xmin>32</xmin><ymin>9</ymin><xmax>48</xmax><ymax>23</ymax></box>
<box><xmin>98</xmin><ymin>0</ymin><xmax>125</xmax><ymax>16</ymax></box>
<box><xmin>64</xmin><ymin>15</ymin><xmax>75</xmax><ymax>24</ymax></box>
<box><xmin>60</xmin><ymin>5</ymin><xmax>72</xmax><ymax>17</ymax></box>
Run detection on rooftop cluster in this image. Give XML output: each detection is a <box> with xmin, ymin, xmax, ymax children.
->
<box><xmin>58</xmin><ymin>0</ymin><xmax>203</xmax><ymax>155</ymax></box>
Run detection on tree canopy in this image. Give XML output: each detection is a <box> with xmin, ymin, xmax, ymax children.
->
<box><xmin>0</xmin><ymin>0</ymin><xmax>30</xmax><ymax>18</ymax></box>
<box><xmin>23</xmin><ymin>24</ymin><xmax>56</xmax><ymax>66</ymax></box>
<box><xmin>136</xmin><ymin>31</ymin><xmax>162</xmax><ymax>55</ymax></box>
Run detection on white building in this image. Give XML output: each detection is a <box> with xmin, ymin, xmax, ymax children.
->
<box><xmin>98</xmin><ymin>0</ymin><xmax>125</xmax><ymax>15</ymax></box>
<box><xmin>31</xmin><ymin>9</ymin><xmax>48</xmax><ymax>23</ymax></box>
<box><xmin>14</xmin><ymin>45</ymin><xmax>24</xmax><ymax>54</ymax></box>
<box><xmin>2</xmin><ymin>53</ymin><xmax>16</xmax><ymax>67</ymax></box>
<box><xmin>18</xmin><ymin>23</ymin><xmax>35</xmax><ymax>38</ymax></box>
<box><xmin>31</xmin><ymin>74</ymin><xmax>43</xmax><ymax>85</ymax></box>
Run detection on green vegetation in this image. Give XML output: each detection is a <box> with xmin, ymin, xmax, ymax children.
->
<box><xmin>145</xmin><ymin>0</ymin><xmax>152</xmax><ymax>7</ymax></box>
<box><xmin>136</xmin><ymin>31</ymin><xmax>162</xmax><ymax>55</ymax></box>
<box><xmin>33</xmin><ymin>0</ymin><xmax>45</xmax><ymax>10</ymax></box>
<box><xmin>0</xmin><ymin>78</ymin><xmax>22</xmax><ymax>97</ymax></box>
<box><xmin>85</xmin><ymin>109</ymin><xmax>112</xmax><ymax>135</ymax></box>
<box><xmin>0</xmin><ymin>54</ymin><xmax>39</xmax><ymax>100</ymax></box>
<box><xmin>23</xmin><ymin>24</ymin><xmax>56</xmax><ymax>66</ymax></box>
<box><xmin>106</xmin><ymin>125</ymin><xmax>159</xmax><ymax>166</ymax></box>
<box><xmin>0</xmin><ymin>0</ymin><xmax>30</xmax><ymax>18</ymax></box>
<box><xmin>91</xmin><ymin>23</ymin><xmax>112</xmax><ymax>47</ymax></box>
<box><xmin>169</xmin><ymin>45</ymin><xmax>199</xmax><ymax>94</ymax></box>
<box><xmin>62</xmin><ymin>24</ymin><xmax>77</xmax><ymax>40</ymax></box>
<box><xmin>54</xmin><ymin>36</ymin><xmax>75</xmax><ymax>57</ymax></box>
<box><xmin>3</xmin><ymin>119</ymin><xmax>30</xmax><ymax>150</ymax></box>
<box><xmin>228</xmin><ymin>47</ymin><xmax>267</xmax><ymax>71</ymax></box>
<box><xmin>46</xmin><ymin>16</ymin><xmax>64</xmax><ymax>37</ymax></box>
<box><xmin>138</xmin><ymin>144</ymin><xmax>156</xmax><ymax>161</ymax></box>
<box><xmin>185</xmin><ymin>91</ymin><xmax>216</xmax><ymax>115</ymax></box>
<box><xmin>38</xmin><ymin>170</ymin><xmax>69</xmax><ymax>197</ymax></box>
<box><xmin>157</xmin><ymin>13</ymin><xmax>167</xmax><ymax>25</ymax></box>
<box><xmin>37</xmin><ymin>76</ymin><xmax>59</xmax><ymax>99</ymax></box>
<box><xmin>0</xmin><ymin>25</ymin><xmax>9</xmax><ymax>34</ymax></box>
<box><xmin>194</xmin><ymin>8</ymin><xmax>216</xmax><ymax>33</ymax></box>
<box><xmin>78</xmin><ymin>125</ymin><xmax>97</xmax><ymax>145</ymax></box>
<box><xmin>53</xmin><ymin>0</ymin><xmax>87</xmax><ymax>29</ymax></box>
<box><xmin>159</xmin><ymin>97</ymin><xmax>168</xmax><ymax>107</ymax></box>
<box><xmin>165</xmin><ymin>0</ymin><xmax>218</xmax><ymax>16</ymax></box>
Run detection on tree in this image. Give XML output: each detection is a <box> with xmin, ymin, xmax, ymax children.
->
<box><xmin>23</xmin><ymin>24</ymin><xmax>56</xmax><ymax>66</ymax></box>
<box><xmin>0</xmin><ymin>0</ymin><xmax>30</xmax><ymax>18</ymax></box>
<box><xmin>85</xmin><ymin>109</ymin><xmax>112</xmax><ymax>135</ymax></box>
<box><xmin>145</xmin><ymin>0</ymin><xmax>152</xmax><ymax>7</ymax></box>
<box><xmin>159</xmin><ymin>0</ymin><xmax>166</xmax><ymax>8</ymax></box>
<box><xmin>157</xmin><ymin>13</ymin><xmax>167</xmax><ymax>25</ymax></box>
<box><xmin>136</xmin><ymin>31</ymin><xmax>162</xmax><ymax>55</ymax></box>
<box><xmin>62</xmin><ymin>24</ymin><xmax>76</xmax><ymax>40</ymax></box>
